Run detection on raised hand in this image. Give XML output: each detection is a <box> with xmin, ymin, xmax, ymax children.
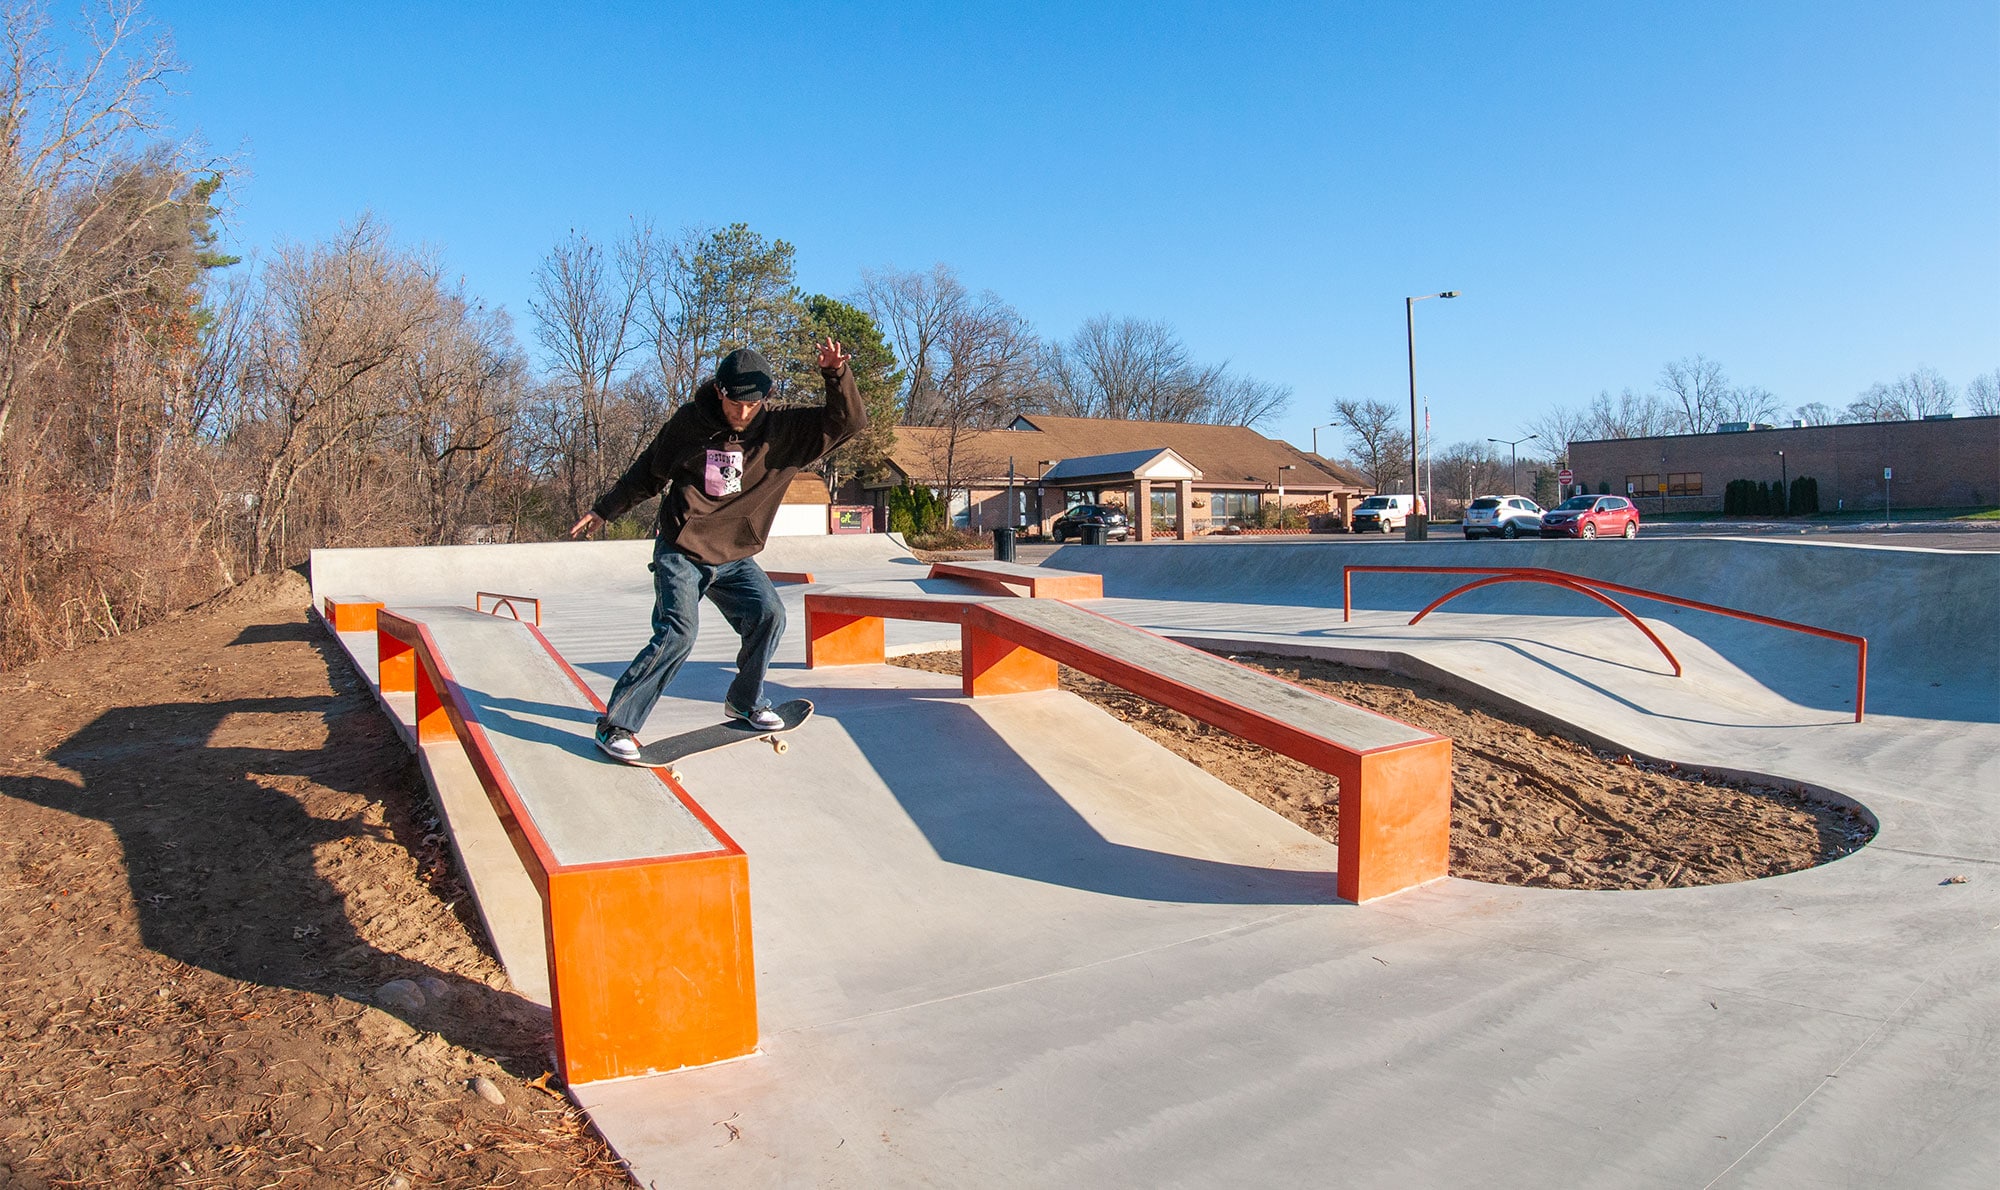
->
<box><xmin>817</xmin><ymin>335</ymin><xmax>851</xmax><ymax>372</ymax></box>
<box><xmin>567</xmin><ymin>511</ymin><xmax>604</xmax><ymax>539</ymax></box>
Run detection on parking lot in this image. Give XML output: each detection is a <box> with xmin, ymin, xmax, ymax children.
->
<box><xmin>990</xmin><ymin>518</ymin><xmax>2000</xmax><ymax>561</ymax></box>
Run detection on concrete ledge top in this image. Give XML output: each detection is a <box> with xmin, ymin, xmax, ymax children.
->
<box><xmin>395</xmin><ymin>605</ymin><xmax>724</xmax><ymax>867</ymax></box>
<box><xmin>990</xmin><ymin>599</ymin><xmax>1438</xmax><ymax>752</ymax></box>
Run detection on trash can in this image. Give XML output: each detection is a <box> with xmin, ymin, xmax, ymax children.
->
<box><xmin>993</xmin><ymin>526</ymin><xmax>1016</xmax><ymax>562</ymax></box>
<box><xmin>1080</xmin><ymin>523</ymin><xmax>1107</xmax><ymax>546</ymax></box>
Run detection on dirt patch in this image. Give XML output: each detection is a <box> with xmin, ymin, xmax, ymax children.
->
<box><xmin>0</xmin><ymin>571</ymin><xmax>627</xmax><ymax>1188</ymax></box>
<box><xmin>888</xmin><ymin>650</ymin><xmax>1873</xmax><ymax>889</ymax></box>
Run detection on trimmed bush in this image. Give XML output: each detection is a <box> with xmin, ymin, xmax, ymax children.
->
<box><xmin>1789</xmin><ymin>475</ymin><xmax>1820</xmax><ymax>516</ymax></box>
<box><xmin>887</xmin><ymin>484</ymin><xmax>947</xmax><ymax>537</ymax></box>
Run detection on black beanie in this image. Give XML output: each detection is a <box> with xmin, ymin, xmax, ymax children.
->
<box><xmin>715</xmin><ymin>348</ymin><xmax>774</xmax><ymax>401</ymax></box>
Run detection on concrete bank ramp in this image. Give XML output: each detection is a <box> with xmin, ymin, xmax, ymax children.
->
<box><xmin>1055</xmin><ymin>537</ymin><xmax>1999</xmax><ymax>711</ymax></box>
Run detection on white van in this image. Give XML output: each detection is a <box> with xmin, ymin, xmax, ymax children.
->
<box><xmin>1349</xmin><ymin>493</ymin><xmax>1417</xmax><ymax>533</ymax></box>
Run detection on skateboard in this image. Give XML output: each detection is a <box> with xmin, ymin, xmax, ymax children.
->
<box><xmin>631</xmin><ymin>699</ymin><xmax>813</xmax><ymax>779</ymax></box>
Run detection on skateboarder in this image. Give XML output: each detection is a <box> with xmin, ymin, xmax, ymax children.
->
<box><xmin>568</xmin><ymin>337</ymin><xmax>864</xmax><ymax>762</ymax></box>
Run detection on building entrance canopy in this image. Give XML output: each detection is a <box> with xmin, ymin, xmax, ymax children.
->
<box><xmin>1035</xmin><ymin>449</ymin><xmax>1201</xmax><ymax>541</ymax></box>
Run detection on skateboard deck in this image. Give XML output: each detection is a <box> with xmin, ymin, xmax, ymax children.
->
<box><xmin>632</xmin><ymin>699</ymin><xmax>813</xmax><ymax>773</ymax></box>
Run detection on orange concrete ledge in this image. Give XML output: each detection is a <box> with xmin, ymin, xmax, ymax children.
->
<box><xmin>375</xmin><ymin>609</ymin><xmax>756</xmax><ymax>1083</ymax></box>
<box><xmin>323</xmin><ymin>596</ymin><xmax>385</xmax><ymax>632</ymax></box>
<box><xmin>803</xmin><ymin>592</ymin><xmax>1452</xmax><ymax>903</ymax></box>
<box><xmin>765</xmin><ymin>571</ymin><xmax>816</xmax><ymax>584</ymax></box>
<box><xmin>927</xmin><ymin>560</ymin><xmax>1104</xmax><ymax>599</ymax></box>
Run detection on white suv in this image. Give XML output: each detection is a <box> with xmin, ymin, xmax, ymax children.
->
<box><xmin>1462</xmin><ymin>495</ymin><xmax>1544</xmax><ymax>539</ymax></box>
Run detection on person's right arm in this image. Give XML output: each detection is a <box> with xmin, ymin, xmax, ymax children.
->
<box><xmin>568</xmin><ymin>408</ymin><xmax>692</xmax><ymax>537</ymax></box>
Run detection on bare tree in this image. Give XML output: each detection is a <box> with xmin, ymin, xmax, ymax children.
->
<box><xmin>1793</xmin><ymin>401</ymin><xmax>1838</xmax><ymax>425</ymax></box>
<box><xmin>1716</xmin><ymin>384</ymin><xmax>1780</xmax><ymax>425</ymax></box>
<box><xmin>1585</xmin><ymin>387</ymin><xmax>1677</xmax><ymax>439</ymax></box>
<box><xmin>1202</xmin><ymin>370</ymin><xmax>1291</xmax><ymax>428</ymax></box>
<box><xmin>920</xmin><ymin>288</ymin><xmax>1037</xmax><ymax>509</ymax></box>
<box><xmin>1523</xmin><ymin>402</ymin><xmax>1594</xmax><ymax>462</ymax></box>
<box><xmin>527</xmin><ymin>229</ymin><xmax>644</xmax><ymax>515</ymax></box>
<box><xmin>1038</xmin><ymin>315</ymin><xmax>1196</xmax><ymax>420</ymax></box>
<box><xmin>1330</xmin><ymin>398</ymin><xmax>1410</xmax><ymax>491</ymax></box>
<box><xmin>398</xmin><ymin>292</ymin><xmax>523</xmax><ymax>543</ymax></box>
<box><xmin>857</xmin><ymin>262</ymin><xmax>964</xmax><ymax>425</ymax></box>
<box><xmin>1845</xmin><ymin>367</ymin><xmax>1957</xmax><ymax>422</ymax></box>
<box><xmin>239</xmin><ymin>217</ymin><xmax>443</xmax><ymax>569</ymax></box>
<box><xmin>1433</xmin><ymin>440</ymin><xmax>1512</xmax><ymax>510</ymax></box>
<box><xmin>1965</xmin><ymin>369</ymin><xmax>2000</xmax><ymax>417</ymax></box>
<box><xmin>0</xmin><ymin>0</ymin><xmax>205</xmax><ymax>454</ymax></box>
<box><xmin>1035</xmin><ymin>314</ymin><xmax>1290</xmax><ymax>427</ymax></box>
<box><xmin>1656</xmin><ymin>355</ymin><xmax>1732</xmax><ymax>433</ymax></box>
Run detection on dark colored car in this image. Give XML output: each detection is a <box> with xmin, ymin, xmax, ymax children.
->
<box><xmin>1540</xmin><ymin>494</ymin><xmax>1641</xmax><ymax>539</ymax></box>
<box><xmin>1462</xmin><ymin>494</ymin><xmax>1544</xmax><ymax>539</ymax></box>
<box><xmin>1050</xmin><ymin>503</ymin><xmax>1130</xmax><ymax>543</ymax></box>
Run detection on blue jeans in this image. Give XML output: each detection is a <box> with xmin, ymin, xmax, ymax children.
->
<box><xmin>601</xmin><ymin>546</ymin><xmax>786</xmax><ymax>734</ymax></box>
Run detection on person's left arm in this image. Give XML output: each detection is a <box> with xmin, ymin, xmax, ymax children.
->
<box><xmin>771</xmin><ymin>337</ymin><xmax>867</xmax><ymax>467</ymax></box>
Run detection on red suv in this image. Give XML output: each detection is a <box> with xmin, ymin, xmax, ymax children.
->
<box><xmin>1540</xmin><ymin>495</ymin><xmax>1640</xmax><ymax>539</ymax></box>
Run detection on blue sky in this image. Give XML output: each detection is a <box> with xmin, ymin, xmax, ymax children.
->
<box><xmin>140</xmin><ymin>1</ymin><xmax>1998</xmax><ymax>457</ymax></box>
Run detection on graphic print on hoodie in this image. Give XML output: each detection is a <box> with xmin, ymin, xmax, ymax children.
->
<box><xmin>705</xmin><ymin>447</ymin><xmax>744</xmax><ymax>496</ymax></box>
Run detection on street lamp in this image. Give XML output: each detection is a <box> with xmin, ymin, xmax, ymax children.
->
<box><xmin>1774</xmin><ymin>450</ymin><xmax>1787</xmax><ymax>517</ymax></box>
<box><xmin>1488</xmin><ymin>433</ymin><xmax>1537</xmax><ymax>498</ymax></box>
<box><xmin>1277</xmin><ymin>463</ymin><xmax>1296</xmax><ymax>514</ymax></box>
<box><xmin>1311</xmin><ymin>423</ymin><xmax>1337</xmax><ymax>457</ymax></box>
<box><xmin>1406</xmin><ymin>290</ymin><xmax>1460</xmax><ymax>539</ymax></box>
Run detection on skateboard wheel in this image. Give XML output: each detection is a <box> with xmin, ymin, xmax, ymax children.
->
<box><xmin>667</xmin><ymin>768</ymin><xmax>682</xmax><ymax>783</ymax></box>
<box><xmin>772</xmin><ymin>739</ymin><xmax>788</xmax><ymax>754</ymax></box>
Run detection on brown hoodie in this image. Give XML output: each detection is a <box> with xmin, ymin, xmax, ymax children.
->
<box><xmin>590</xmin><ymin>364</ymin><xmax>866</xmax><ymax>565</ymax></box>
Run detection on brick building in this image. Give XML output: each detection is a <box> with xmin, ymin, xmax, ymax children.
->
<box><xmin>1567</xmin><ymin>415</ymin><xmax>1999</xmax><ymax>514</ymax></box>
<box><xmin>859</xmin><ymin>415</ymin><xmax>1372</xmax><ymax>539</ymax></box>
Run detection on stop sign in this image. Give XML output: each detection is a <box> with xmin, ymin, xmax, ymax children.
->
<box><xmin>1557</xmin><ymin>468</ymin><xmax>1574</xmax><ymax>485</ymax></box>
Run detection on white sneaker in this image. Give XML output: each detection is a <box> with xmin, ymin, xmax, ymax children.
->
<box><xmin>594</xmin><ymin>722</ymin><xmax>641</xmax><ymax>762</ymax></box>
<box><xmin>726</xmin><ymin>703</ymin><xmax>784</xmax><ymax>730</ymax></box>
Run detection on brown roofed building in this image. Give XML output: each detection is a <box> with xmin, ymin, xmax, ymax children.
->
<box><xmin>865</xmin><ymin>414</ymin><xmax>1373</xmax><ymax>540</ymax></box>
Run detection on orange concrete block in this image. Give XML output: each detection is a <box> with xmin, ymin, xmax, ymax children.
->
<box><xmin>376</xmin><ymin>627</ymin><xmax>415</xmax><ymax>693</ymax></box>
<box><xmin>806</xmin><ymin>608</ymin><xmax>886</xmax><ymax>667</ymax></box>
<box><xmin>962</xmin><ymin>624</ymin><xmax>1059</xmax><ymax>696</ymax></box>
<box><xmin>324</xmin><ymin>597</ymin><xmax>384</xmax><ymax>632</ymax></box>
<box><xmin>412</xmin><ymin>653</ymin><xmax>455</xmax><ymax>744</ymax></box>
<box><xmin>1337</xmin><ymin>738</ymin><xmax>1454</xmax><ymax>903</ymax></box>
<box><xmin>546</xmin><ymin>853</ymin><xmax>758</xmax><ymax>1083</ymax></box>
<box><xmin>1023</xmin><ymin>572</ymin><xmax>1104</xmax><ymax>599</ymax></box>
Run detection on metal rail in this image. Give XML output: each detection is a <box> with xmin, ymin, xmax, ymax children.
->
<box><xmin>475</xmin><ymin>590</ymin><xmax>542</xmax><ymax>625</ymax></box>
<box><xmin>1342</xmin><ymin>564</ymin><xmax>1868</xmax><ymax>722</ymax></box>
<box><xmin>1407</xmin><ymin>573</ymin><xmax>1682</xmax><ymax>676</ymax></box>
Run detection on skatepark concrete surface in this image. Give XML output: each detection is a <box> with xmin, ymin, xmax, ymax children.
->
<box><xmin>312</xmin><ymin>532</ymin><xmax>2000</xmax><ymax>1188</ymax></box>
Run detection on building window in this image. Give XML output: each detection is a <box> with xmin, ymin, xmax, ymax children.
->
<box><xmin>1668</xmin><ymin>472</ymin><xmax>1702</xmax><ymax>496</ymax></box>
<box><xmin>1625</xmin><ymin>473</ymin><xmax>1660</xmax><ymax>497</ymax></box>
<box><xmin>1210</xmin><ymin>491</ymin><xmax>1260</xmax><ymax>523</ymax></box>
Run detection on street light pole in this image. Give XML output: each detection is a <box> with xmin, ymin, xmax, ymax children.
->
<box><xmin>1311</xmin><ymin>423</ymin><xmax>1337</xmax><ymax>458</ymax></box>
<box><xmin>1488</xmin><ymin>433</ymin><xmax>1537</xmax><ymax>498</ymax></box>
<box><xmin>1406</xmin><ymin>290</ymin><xmax>1459</xmax><ymax>539</ymax></box>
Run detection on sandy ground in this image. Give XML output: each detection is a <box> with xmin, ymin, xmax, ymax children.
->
<box><xmin>888</xmin><ymin>651</ymin><xmax>1874</xmax><ymax>889</ymax></box>
<box><xmin>0</xmin><ymin>572</ymin><xmax>626</xmax><ymax>1189</ymax></box>
<box><xmin>0</xmin><ymin>572</ymin><xmax>1877</xmax><ymax>1186</ymax></box>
